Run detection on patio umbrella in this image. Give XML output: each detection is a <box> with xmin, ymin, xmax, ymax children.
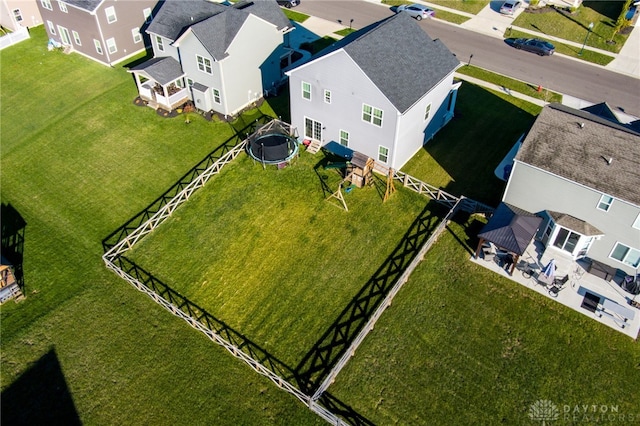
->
<box><xmin>542</xmin><ymin>259</ymin><xmax>556</xmax><ymax>279</ymax></box>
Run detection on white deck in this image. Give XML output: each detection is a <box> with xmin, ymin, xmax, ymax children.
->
<box><xmin>471</xmin><ymin>240</ymin><xmax>640</xmax><ymax>339</ymax></box>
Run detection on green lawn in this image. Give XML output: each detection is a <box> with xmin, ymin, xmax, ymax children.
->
<box><xmin>126</xmin><ymin>152</ymin><xmax>435</xmax><ymax>368</ymax></box>
<box><xmin>512</xmin><ymin>1</ymin><xmax>630</xmax><ymax>53</ymax></box>
<box><xmin>4</xmin><ymin>23</ymin><xmax>636</xmax><ymax>426</ymax></box>
<box><xmin>329</xmin><ymin>215</ymin><xmax>640</xmax><ymax>424</ymax></box>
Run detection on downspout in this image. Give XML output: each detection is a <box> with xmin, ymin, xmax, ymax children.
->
<box><xmin>218</xmin><ymin>61</ymin><xmax>229</xmax><ymax>117</ymax></box>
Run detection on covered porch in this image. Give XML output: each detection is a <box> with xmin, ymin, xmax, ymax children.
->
<box><xmin>129</xmin><ymin>57</ymin><xmax>189</xmax><ymax>111</ymax></box>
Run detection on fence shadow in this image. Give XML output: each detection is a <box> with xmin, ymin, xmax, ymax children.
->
<box><xmin>1</xmin><ymin>202</ymin><xmax>26</xmax><ymax>289</ymax></box>
<box><xmin>295</xmin><ymin>201</ymin><xmax>447</xmax><ymax>394</ymax></box>
<box><xmin>102</xmin><ymin>113</ymin><xmax>272</xmax><ymax>251</ymax></box>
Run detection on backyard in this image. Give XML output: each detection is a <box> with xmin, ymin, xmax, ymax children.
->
<box><xmin>2</xmin><ymin>26</ymin><xmax>639</xmax><ymax>426</ymax></box>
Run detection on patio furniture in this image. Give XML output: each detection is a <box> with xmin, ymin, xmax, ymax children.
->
<box><xmin>547</xmin><ymin>275</ymin><xmax>569</xmax><ymax>297</ymax></box>
<box><xmin>586</xmin><ymin>259</ymin><xmax>616</xmax><ymax>282</ymax></box>
<box><xmin>481</xmin><ymin>242</ymin><xmax>496</xmax><ymax>262</ymax></box>
<box><xmin>597</xmin><ymin>299</ymin><xmax>636</xmax><ymax>328</ymax></box>
<box><xmin>537</xmin><ymin>272</ymin><xmax>554</xmax><ymax>287</ymax></box>
<box><xmin>581</xmin><ymin>292</ymin><xmax>601</xmax><ymax>313</ymax></box>
<box><xmin>622</xmin><ymin>274</ymin><xmax>640</xmax><ymax>295</ymax></box>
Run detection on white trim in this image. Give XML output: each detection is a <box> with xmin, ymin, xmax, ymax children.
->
<box><xmin>339</xmin><ymin>129</ymin><xmax>349</xmax><ymax>147</ymax></box>
<box><xmin>58</xmin><ymin>1</ymin><xmax>67</xmax><ymax>13</ymax></box>
<box><xmin>12</xmin><ymin>8</ymin><xmax>23</xmax><ymax>23</ymax></box>
<box><xmin>131</xmin><ymin>28</ymin><xmax>142</xmax><ymax>44</ymax></box>
<box><xmin>143</xmin><ymin>7</ymin><xmax>152</xmax><ymax>23</ymax></box>
<box><xmin>324</xmin><ymin>89</ymin><xmax>331</xmax><ymax>104</ymax></box>
<box><xmin>362</xmin><ymin>103</ymin><xmax>383</xmax><ymax>127</ymax></box>
<box><xmin>94</xmin><ymin>38</ymin><xmax>103</xmax><ymax>55</ymax></box>
<box><xmin>155</xmin><ymin>35</ymin><xmax>164</xmax><ymax>52</ymax></box>
<box><xmin>47</xmin><ymin>20</ymin><xmax>55</xmax><ymax>35</ymax></box>
<box><xmin>378</xmin><ymin>145</ymin><xmax>389</xmax><ymax>163</ymax></box>
<box><xmin>609</xmin><ymin>242</ymin><xmax>640</xmax><ymax>268</ymax></box>
<box><xmin>72</xmin><ymin>30</ymin><xmax>81</xmax><ymax>45</ymax></box>
<box><xmin>213</xmin><ymin>88</ymin><xmax>221</xmax><ymax>104</ymax></box>
<box><xmin>196</xmin><ymin>54</ymin><xmax>213</xmax><ymax>75</ymax></box>
<box><xmin>597</xmin><ymin>193</ymin><xmax>614</xmax><ymax>212</ymax></box>
<box><xmin>106</xmin><ymin>37</ymin><xmax>117</xmax><ymax>54</ymax></box>
<box><xmin>302</xmin><ymin>81</ymin><xmax>311</xmax><ymax>100</ymax></box>
<box><xmin>633</xmin><ymin>213</ymin><xmax>640</xmax><ymax>230</ymax></box>
<box><xmin>424</xmin><ymin>102</ymin><xmax>432</xmax><ymax>121</ymax></box>
<box><xmin>105</xmin><ymin>6</ymin><xmax>117</xmax><ymax>24</ymax></box>
<box><xmin>41</xmin><ymin>0</ymin><xmax>53</xmax><ymax>11</ymax></box>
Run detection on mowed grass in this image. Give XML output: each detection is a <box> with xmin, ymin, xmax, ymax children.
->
<box><xmin>512</xmin><ymin>1</ymin><xmax>630</xmax><ymax>53</ymax></box>
<box><xmin>329</xmin><ymin>215</ymin><xmax>640</xmax><ymax>424</ymax></box>
<box><xmin>127</xmin><ymin>152</ymin><xmax>435</xmax><ymax>367</ymax></box>
<box><xmin>1</xmin><ymin>27</ymin><xmax>322</xmax><ymax>425</ymax></box>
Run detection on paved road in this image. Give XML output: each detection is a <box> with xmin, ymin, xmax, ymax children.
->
<box><xmin>296</xmin><ymin>1</ymin><xmax>640</xmax><ymax>116</ymax></box>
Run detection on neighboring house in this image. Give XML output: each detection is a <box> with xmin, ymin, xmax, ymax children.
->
<box><xmin>0</xmin><ymin>0</ymin><xmax>42</xmax><ymax>31</ymax></box>
<box><xmin>129</xmin><ymin>0</ymin><xmax>294</xmax><ymax>115</ymax></box>
<box><xmin>503</xmin><ymin>103</ymin><xmax>640</xmax><ymax>276</ymax></box>
<box><xmin>285</xmin><ymin>13</ymin><xmax>461</xmax><ymax>170</ymax></box>
<box><xmin>36</xmin><ymin>0</ymin><xmax>158</xmax><ymax>66</ymax></box>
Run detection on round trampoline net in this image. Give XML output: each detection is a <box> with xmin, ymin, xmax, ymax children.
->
<box><xmin>246</xmin><ymin>119</ymin><xmax>299</xmax><ymax>165</ymax></box>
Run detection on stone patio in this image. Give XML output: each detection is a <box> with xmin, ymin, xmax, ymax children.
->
<box><xmin>471</xmin><ymin>240</ymin><xmax>640</xmax><ymax>339</ymax></box>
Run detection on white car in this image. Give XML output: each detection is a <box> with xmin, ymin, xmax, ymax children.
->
<box><xmin>500</xmin><ymin>0</ymin><xmax>521</xmax><ymax>15</ymax></box>
<box><xmin>396</xmin><ymin>4</ymin><xmax>435</xmax><ymax>20</ymax></box>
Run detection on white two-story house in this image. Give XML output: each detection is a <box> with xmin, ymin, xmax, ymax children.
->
<box><xmin>285</xmin><ymin>12</ymin><xmax>461</xmax><ymax>170</ymax></box>
<box><xmin>503</xmin><ymin>103</ymin><xmax>640</xmax><ymax>277</ymax></box>
<box><xmin>129</xmin><ymin>0</ymin><xmax>293</xmax><ymax>115</ymax></box>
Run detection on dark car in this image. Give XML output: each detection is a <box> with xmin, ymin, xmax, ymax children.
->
<box><xmin>277</xmin><ymin>0</ymin><xmax>299</xmax><ymax>7</ymax></box>
<box><xmin>512</xmin><ymin>38</ymin><xmax>555</xmax><ymax>56</ymax></box>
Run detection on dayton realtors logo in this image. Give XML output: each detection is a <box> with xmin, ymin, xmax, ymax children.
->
<box><xmin>529</xmin><ymin>400</ymin><xmax>560</xmax><ymax>425</ymax></box>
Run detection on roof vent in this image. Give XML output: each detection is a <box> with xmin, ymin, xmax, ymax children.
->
<box><xmin>579</xmin><ymin>122</ymin><xmax>585</xmax><ymax>128</ymax></box>
<box><xmin>191</xmin><ymin>16</ymin><xmax>194</xmax><ymax>21</ymax></box>
<box><xmin>601</xmin><ymin>155</ymin><xmax>613</xmax><ymax>165</ymax></box>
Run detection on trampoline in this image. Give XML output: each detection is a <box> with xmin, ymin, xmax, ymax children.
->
<box><xmin>247</xmin><ymin>119</ymin><xmax>299</xmax><ymax>165</ymax></box>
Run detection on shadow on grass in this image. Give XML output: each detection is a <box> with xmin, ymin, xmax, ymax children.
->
<box><xmin>294</xmin><ymin>201</ymin><xmax>447</xmax><ymax>394</ymax></box>
<box><xmin>420</xmin><ymin>84</ymin><xmax>535</xmax><ymax>206</ymax></box>
<box><xmin>583</xmin><ymin>0</ymin><xmax>622</xmax><ymax>21</ymax></box>
<box><xmin>1</xmin><ymin>202</ymin><xmax>26</xmax><ymax>289</ymax></box>
<box><xmin>102</xmin><ymin>113</ymin><xmax>273</xmax><ymax>251</ymax></box>
<box><xmin>449</xmin><ymin>210</ymin><xmax>487</xmax><ymax>257</ymax></box>
<box><xmin>1</xmin><ymin>348</ymin><xmax>81</xmax><ymax>425</ymax></box>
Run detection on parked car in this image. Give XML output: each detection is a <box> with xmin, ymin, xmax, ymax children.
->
<box><xmin>277</xmin><ymin>0</ymin><xmax>299</xmax><ymax>7</ymax></box>
<box><xmin>512</xmin><ymin>38</ymin><xmax>555</xmax><ymax>56</ymax></box>
<box><xmin>396</xmin><ymin>4</ymin><xmax>435</xmax><ymax>20</ymax></box>
<box><xmin>499</xmin><ymin>0</ymin><xmax>521</xmax><ymax>15</ymax></box>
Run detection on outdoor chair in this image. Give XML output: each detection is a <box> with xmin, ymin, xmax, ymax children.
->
<box><xmin>548</xmin><ymin>275</ymin><xmax>568</xmax><ymax>297</ymax></box>
<box><xmin>481</xmin><ymin>243</ymin><xmax>496</xmax><ymax>262</ymax></box>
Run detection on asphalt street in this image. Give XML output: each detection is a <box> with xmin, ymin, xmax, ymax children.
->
<box><xmin>296</xmin><ymin>0</ymin><xmax>640</xmax><ymax>116</ymax></box>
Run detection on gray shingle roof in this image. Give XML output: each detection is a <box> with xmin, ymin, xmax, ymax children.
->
<box><xmin>148</xmin><ymin>0</ymin><xmax>290</xmax><ymax>46</ymax></box>
<box><xmin>515</xmin><ymin>103</ymin><xmax>640</xmax><ymax>206</ymax></box>
<box><xmin>548</xmin><ymin>211</ymin><xmax>603</xmax><ymax>236</ymax></box>
<box><xmin>338</xmin><ymin>13</ymin><xmax>459</xmax><ymax>113</ymax></box>
<box><xmin>61</xmin><ymin>0</ymin><xmax>102</xmax><ymax>12</ymax></box>
<box><xmin>129</xmin><ymin>56</ymin><xmax>184</xmax><ymax>85</ymax></box>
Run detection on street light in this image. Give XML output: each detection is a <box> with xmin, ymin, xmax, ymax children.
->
<box><xmin>579</xmin><ymin>22</ymin><xmax>594</xmax><ymax>56</ymax></box>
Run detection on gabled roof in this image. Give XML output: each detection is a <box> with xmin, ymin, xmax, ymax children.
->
<box><xmin>148</xmin><ymin>0</ymin><xmax>290</xmax><ymax>44</ymax></box>
<box><xmin>60</xmin><ymin>0</ymin><xmax>103</xmax><ymax>12</ymax></box>
<box><xmin>290</xmin><ymin>13</ymin><xmax>459</xmax><ymax>113</ymax></box>
<box><xmin>515</xmin><ymin>103</ymin><xmax>640</xmax><ymax>206</ymax></box>
<box><xmin>129</xmin><ymin>56</ymin><xmax>184</xmax><ymax>85</ymax></box>
<box><xmin>478</xmin><ymin>203</ymin><xmax>542</xmax><ymax>255</ymax></box>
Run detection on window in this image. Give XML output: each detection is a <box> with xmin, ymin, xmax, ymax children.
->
<box><xmin>553</xmin><ymin>227</ymin><xmax>580</xmax><ymax>254</ymax></box>
<box><xmin>339</xmin><ymin>130</ymin><xmax>349</xmax><ymax>147</ymax></box>
<box><xmin>633</xmin><ymin>213</ymin><xmax>640</xmax><ymax>230</ymax></box>
<box><xmin>57</xmin><ymin>25</ymin><xmax>70</xmax><ymax>45</ymax></box>
<box><xmin>41</xmin><ymin>0</ymin><xmax>53</xmax><ymax>11</ymax></box>
<box><xmin>362</xmin><ymin>104</ymin><xmax>383</xmax><ymax>127</ymax></box>
<box><xmin>186</xmin><ymin>78</ymin><xmax>193</xmax><ymax>87</ymax></box>
<box><xmin>324</xmin><ymin>89</ymin><xmax>331</xmax><ymax>104</ymax></box>
<box><xmin>196</xmin><ymin>55</ymin><xmax>212</xmax><ymax>74</ymax></box>
<box><xmin>302</xmin><ymin>82</ymin><xmax>311</xmax><ymax>100</ymax></box>
<box><xmin>58</xmin><ymin>1</ymin><xmax>67</xmax><ymax>12</ymax></box>
<box><xmin>424</xmin><ymin>103</ymin><xmax>432</xmax><ymax>121</ymax></box>
<box><xmin>597</xmin><ymin>194</ymin><xmax>614</xmax><ymax>211</ymax></box>
<box><xmin>72</xmin><ymin>30</ymin><xmax>81</xmax><ymax>45</ymax></box>
<box><xmin>132</xmin><ymin>28</ymin><xmax>142</xmax><ymax>44</ymax></box>
<box><xmin>106</xmin><ymin>37</ymin><xmax>117</xmax><ymax>54</ymax></box>
<box><xmin>213</xmin><ymin>89</ymin><xmax>221</xmax><ymax>104</ymax></box>
<box><xmin>12</xmin><ymin>9</ymin><xmax>23</xmax><ymax>22</ymax></box>
<box><xmin>47</xmin><ymin>20</ymin><xmax>55</xmax><ymax>35</ymax></box>
<box><xmin>378</xmin><ymin>146</ymin><xmax>389</xmax><ymax>163</ymax></box>
<box><xmin>94</xmin><ymin>39</ymin><xmax>103</xmax><ymax>55</ymax></box>
<box><xmin>143</xmin><ymin>7</ymin><xmax>152</xmax><ymax>23</ymax></box>
<box><xmin>105</xmin><ymin>6</ymin><xmax>117</xmax><ymax>24</ymax></box>
<box><xmin>304</xmin><ymin>117</ymin><xmax>322</xmax><ymax>141</ymax></box>
<box><xmin>155</xmin><ymin>36</ymin><xmax>164</xmax><ymax>52</ymax></box>
<box><xmin>610</xmin><ymin>243</ymin><xmax>640</xmax><ymax>268</ymax></box>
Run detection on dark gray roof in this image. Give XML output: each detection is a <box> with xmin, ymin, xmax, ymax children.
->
<box><xmin>478</xmin><ymin>203</ymin><xmax>542</xmax><ymax>255</ymax></box>
<box><xmin>548</xmin><ymin>211</ymin><xmax>603</xmax><ymax>236</ymax></box>
<box><xmin>61</xmin><ymin>0</ymin><xmax>102</xmax><ymax>12</ymax></box>
<box><xmin>129</xmin><ymin>56</ymin><xmax>184</xmax><ymax>85</ymax></box>
<box><xmin>147</xmin><ymin>0</ymin><xmax>226</xmax><ymax>40</ymax></box>
<box><xmin>515</xmin><ymin>103</ymin><xmax>640</xmax><ymax>206</ymax></box>
<box><xmin>148</xmin><ymin>0</ymin><xmax>290</xmax><ymax>44</ymax></box>
<box><xmin>332</xmin><ymin>13</ymin><xmax>459</xmax><ymax>113</ymax></box>
<box><xmin>192</xmin><ymin>82</ymin><xmax>208</xmax><ymax>92</ymax></box>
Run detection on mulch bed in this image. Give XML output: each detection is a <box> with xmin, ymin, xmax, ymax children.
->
<box><xmin>133</xmin><ymin>97</ymin><xmax>147</xmax><ymax>107</ymax></box>
<box><xmin>156</xmin><ymin>108</ymin><xmax>178</xmax><ymax>118</ymax></box>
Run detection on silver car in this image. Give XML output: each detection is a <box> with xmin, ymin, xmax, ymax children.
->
<box><xmin>500</xmin><ymin>0</ymin><xmax>521</xmax><ymax>15</ymax></box>
<box><xmin>396</xmin><ymin>4</ymin><xmax>435</xmax><ymax>20</ymax></box>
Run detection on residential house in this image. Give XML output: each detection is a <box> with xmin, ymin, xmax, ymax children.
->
<box><xmin>129</xmin><ymin>0</ymin><xmax>294</xmax><ymax>115</ymax></box>
<box><xmin>503</xmin><ymin>103</ymin><xmax>640</xmax><ymax>277</ymax></box>
<box><xmin>36</xmin><ymin>0</ymin><xmax>158</xmax><ymax>66</ymax></box>
<box><xmin>285</xmin><ymin>13</ymin><xmax>461</xmax><ymax>170</ymax></box>
<box><xmin>1</xmin><ymin>0</ymin><xmax>42</xmax><ymax>31</ymax></box>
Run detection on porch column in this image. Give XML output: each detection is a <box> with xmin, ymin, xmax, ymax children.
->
<box><xmin>475</xmin><ymin>238</ymin><xmax>485</xmax><ymax>259</ymax></box>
